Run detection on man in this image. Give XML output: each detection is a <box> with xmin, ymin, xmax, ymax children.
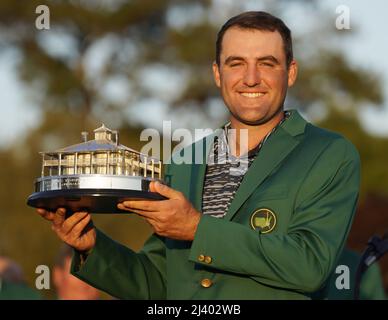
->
<box><xmin>53</xmin><ymin>244</ymin><xmax>101</xmax><ymax>300</ymax></box>
<box><xmin>37</xmin><ymin>11</ymin><xmax>360</xmax><ymax>299</ymax></box>
<box><xmin>0</xmin><ymin>256</ymin><xmax>41</xmax><ymax>300</ymax></box>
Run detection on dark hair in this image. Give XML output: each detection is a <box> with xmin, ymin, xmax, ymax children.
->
<box><xmin>215</xmin><ymin>11</ymin><xmax>293</xmax><ymax>67</ymax></box>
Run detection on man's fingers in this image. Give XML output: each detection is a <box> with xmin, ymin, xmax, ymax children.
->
<box><xmin>120</xmin><ymin>199</ymin><xmax>163</xmax><ymax>212</ymax></box>
<box><xmin>119</xmin><ymin>205</ymin><xmax>157</xmax><ymax>220</ymax></box>
<box><xmin>52</xmin><ymin>208</ymin><xmax>66</xmax><ymax>227</ymax></box>
<box><xmin>70</xmin><ymin>213</ymin><xmax>92</xmax><ymax>238</ymax></box>
<box><xmin>36</xmin><ymin>208</ymin><xmax>55</xmax><ymax>221</ymax></box>
<box><xmin>151</xmin><ymin>181</ymin><xmax>183</xmax><ymax>200</ymax></box>
<box><xmin>149</xmin><ymin>181</ymin><xmax>158</xmax><ymax>193</ymax></box>
<box><xmin>117</xmin><ymin>203</ymin><xmax>132</xmax><ymax>212</ymax></box>
<box><xmin>61</xmin><ymin>211</ymin><xmax>89</xmax><ymax>235</ymax></box>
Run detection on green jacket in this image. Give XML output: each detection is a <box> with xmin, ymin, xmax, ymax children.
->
<box><xmin>71</xmin><ymin>110</ymin><xmax>360</xmax><ymax>299</ymax></box>
<box><xmin>0</xmin><ymin>280</ymin><xmax>42</xmax><ymax>300</ymax></box>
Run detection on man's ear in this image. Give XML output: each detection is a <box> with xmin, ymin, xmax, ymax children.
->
<box><xmin>287</xmin><ymin>60</ymin><xmax>298</xmax><ymax>87</ymax></box>
<box><xmin>212</xmin><ymin>61</ymin><xmax>221</xmax><ymax>88</ymax></box>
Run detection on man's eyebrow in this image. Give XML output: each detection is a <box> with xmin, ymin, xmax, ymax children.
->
<box><xmin>224</xmin><ymin>56</ymin><xmax>245</xmax><ymax>65</ymax></box>
<box><xmin>257</xmin><ymin>55</ymin><xmax>280</xmax><ymax>64</ymax></box>
<box><xmin>224</xmin><ymin>55</ymin><xmax>280</xmax><ymax>65</ymax></box>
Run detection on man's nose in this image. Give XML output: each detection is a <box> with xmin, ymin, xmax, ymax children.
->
<box><xmin>243</xmin><ymin>65</ymin><xmax>261</xmax><ymax>87</ymax></box>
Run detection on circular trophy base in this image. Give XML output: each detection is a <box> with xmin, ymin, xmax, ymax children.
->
<box><xmin>27</xmin><ymin>189</ymin><xmax>166</xmax><ymax>214</ymax></box>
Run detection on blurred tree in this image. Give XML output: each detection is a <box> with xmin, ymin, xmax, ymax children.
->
<box><xmin>0</xmin><ymin>1</ymin><xmax>383</xmax><ymax>129</ymax></box>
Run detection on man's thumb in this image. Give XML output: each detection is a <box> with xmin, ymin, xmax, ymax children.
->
<box><xmin>152</xmin><ymin>181</ymin><xmax>179</xmax><ymax>199</ymax></box>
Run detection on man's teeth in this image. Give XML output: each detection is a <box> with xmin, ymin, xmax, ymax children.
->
<box><xmin>240</xmin><ymin>92</ymin><xmax>265</xmax><ymax>98</ymax></box>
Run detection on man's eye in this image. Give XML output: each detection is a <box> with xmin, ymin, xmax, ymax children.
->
<box><xmin>230</xmin><ymin>63</ymin><xmax>242</xmax><ymax>67</ymax></box>
<box><xmin>260</xmin><ymin>62</ymin><xmax>274</xmax><ymax>67</ymax></box>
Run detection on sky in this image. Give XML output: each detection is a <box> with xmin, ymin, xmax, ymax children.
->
<box><xmin>322</xmin><ymin>0</ymin><xmax>388</xmax><ymax>136</ymax></box>
<box><xmin>1</xmin><ymin>0</ymin><xmax>388</xmax><ymax>149</ymax></box>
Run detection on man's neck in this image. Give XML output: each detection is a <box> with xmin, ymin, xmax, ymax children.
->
<box><xmin>228</xmin><ymin>111</ymin><xmax>284</xmax><ymax>157</ymax></box>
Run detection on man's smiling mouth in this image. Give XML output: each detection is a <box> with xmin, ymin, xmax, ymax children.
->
<box><xmin>240</xmin><ymin>92</ymin><xmax>266</xmax><ymax>98</ymax></box>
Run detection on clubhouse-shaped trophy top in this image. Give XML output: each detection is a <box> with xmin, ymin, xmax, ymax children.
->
<box><xmin>39</xmin><ymin>124</ymin><xmax>162</xmax><ymax>179</ymax></box>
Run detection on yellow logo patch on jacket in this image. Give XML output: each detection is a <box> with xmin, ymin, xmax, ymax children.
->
<box><xmin>250</xmin><ymin>208</ymin><xmax>277</xmax><ymax>233</ymax></box>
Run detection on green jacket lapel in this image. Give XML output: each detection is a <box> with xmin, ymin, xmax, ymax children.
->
<box><xmin>223</xmin><ymin>110</ymin><xmax>307</xmax><ymax>221</ymax></box>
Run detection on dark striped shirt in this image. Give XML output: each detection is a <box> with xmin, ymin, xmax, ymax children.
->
<box><xmin>201</xmin><ymin>111</ymin><xmax>290</xmax><ymax>218</ymax></box>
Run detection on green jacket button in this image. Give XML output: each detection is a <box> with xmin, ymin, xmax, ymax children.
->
<box><xmin>201</xmin><ymin>278</ymin><xmax>212</xmax><ymax>288</ymax></box>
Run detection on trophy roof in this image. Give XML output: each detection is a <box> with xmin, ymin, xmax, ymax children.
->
<box><xmin>55</xmin><ymin>140</ymin><xmax>140</xmax><ymax>154</ymax></box>
<box><xmin>40</xmin><ymin>125</ymin><xmax>159</xmax><ymax>162</ymax></box>
<box><xmin>94</xmin><ymin>123</ymin><xmax>113</xmax><ymax>133</ymax></box>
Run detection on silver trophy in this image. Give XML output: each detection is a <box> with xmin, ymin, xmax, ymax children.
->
<box><xmin>27</xmin><ymin>124</ymin><xmax>165</xmax><ymax>214</ymax></box>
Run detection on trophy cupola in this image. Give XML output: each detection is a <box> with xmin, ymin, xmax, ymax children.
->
<box><xmin>94</xmin><ymin>124</ymin><xmax>114</xmax><ymax>142</ymax></box>
<box><xmin>93</xmin><ymin>124</ymin><xmax>119</xmax><ymax>145</ymax></box>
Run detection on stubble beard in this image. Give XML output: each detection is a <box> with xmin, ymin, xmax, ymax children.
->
<box><xmin>227</xmin><ymin>103</ymin><xmax>284</xmax><ymax>127</ymax></box>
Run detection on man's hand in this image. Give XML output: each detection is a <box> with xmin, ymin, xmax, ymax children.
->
<box><xmin>118</xmin><ymin>182</ymin><xmax>201</xmax><ymax>241</ymax></box>
<box><xmin>36</xmin><ymin>208</ymin><xmax>96</xmax><ymax>252</ymax></box>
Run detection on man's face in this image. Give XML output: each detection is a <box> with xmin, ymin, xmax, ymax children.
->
<box><xmin>213</xmin><ymin>27</ymin><xmax>297</xmax><ymax>127</ymax></box>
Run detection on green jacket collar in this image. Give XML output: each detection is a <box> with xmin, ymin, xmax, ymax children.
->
<box><xmin>189</xmin><ymin>109</ymin><xmax>308</xmax><ymax>218</ymax></box>
<box><xmin>281</xmin><ymin>109</ymin><xmax>307</xmax><ymax>137</ymax></box>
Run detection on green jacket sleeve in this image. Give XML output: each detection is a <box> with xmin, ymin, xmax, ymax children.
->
<box><xmin>360</xmin><ymin>262</ymin><xmax>387</xmax><ymax>300</ymax></box>
<box><xmin>189</xmin><ymin>139</ymin><xmax>360</xmax><ymax>293</ymax></box>
<box><xmin>71</xmin><ymin>229</ymin><xmax>167</xmax><ymax>299</ymax></box>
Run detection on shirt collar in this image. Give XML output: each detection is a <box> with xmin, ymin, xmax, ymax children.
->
<box><xmin>222</xmin><ymin>110</ymin><xmax>291</xmax><ymax>158</ymax></box>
